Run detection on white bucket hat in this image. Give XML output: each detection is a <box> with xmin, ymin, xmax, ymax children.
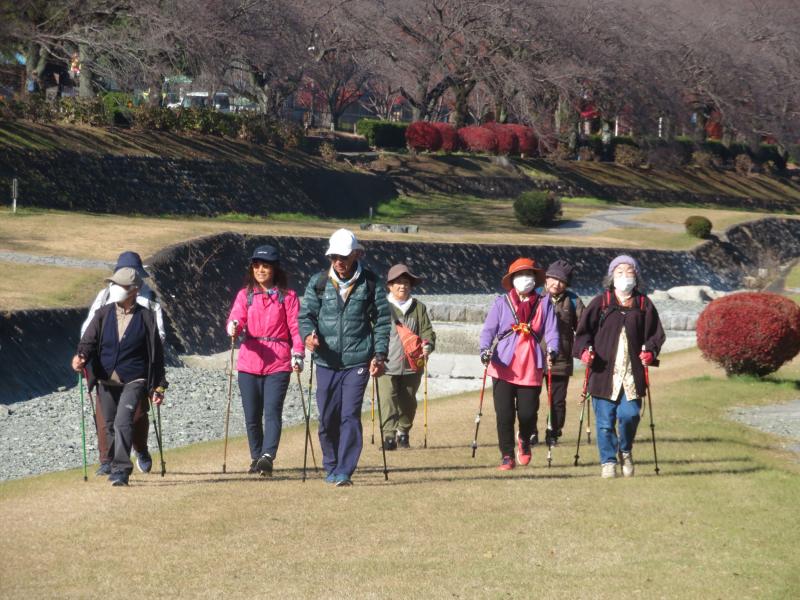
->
<box><xmin>325</xmin><ymin>228</ymin><xmax>364</xmax><ymax>256</ymax></box>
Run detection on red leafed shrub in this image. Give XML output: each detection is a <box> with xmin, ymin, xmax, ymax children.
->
<box><xmin>431</xmin><ymin>122</ymin><xmax>459</xmax><ymax>152</ymax></box>
<box><xmin>458</xmin><ymin>126</ymin><xmax>499</xmax><ymax>154</ymax></box>
<box><xmin>483</xmin><ymin>123</ymin><xmax>519</xmax><ymax>155</ymax></box>
<box><xmin>405</xmin><ymin>121</ymin><xmax>443</xmax><ymax>152</ymax></box>
<box><xmin>696</xmin><ymin>292</ymin><xmax>800</xmax><ymax>376</ymax></box>
<box><xmin>505</xmin><ymin>124</ymin><xmax>537</xmax><ymax>156</ymax></box>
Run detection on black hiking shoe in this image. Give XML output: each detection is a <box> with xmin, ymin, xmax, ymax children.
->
<box><xmin>248</xmin><ymin>459</ymin><xmax>258</xmax><ymax>474</ymax></box>
<box><xmin>397</xmin><ymin>433</ymin><xmax>410</xmax><ymax>449</ymax></box>
<box><xmin>110</xmin><ymin>471</ymin><xmax>130</xmax><ymax>486</ymax></box>
<box><xmin>382</xmin><ymin>437</ymin><xmax>397</xmax><ymax>451</ymax></box>
<box><xmin>256</xmin><ymin>453</ymin><xmax>274</xmax><ymax>477</ymax></box>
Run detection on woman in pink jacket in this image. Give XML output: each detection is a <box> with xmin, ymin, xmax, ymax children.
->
<box><xmin>226</xmin><ymin>245</ymin><xmax>304</xmax><ymax>476</ymax></box>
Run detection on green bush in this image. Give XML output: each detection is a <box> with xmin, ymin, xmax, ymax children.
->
<box><xmin>238</xmin><ymin>114</ymin><xmax>279</xmax><ymax>145</ymax></box>
<box><xmin>788</xmin><ymin>144</ymin><xmax>800</xmax><ymax>166</ymax></box>
<box><xmin>700</xmin><ymin>140</ymin><xmax>728</xmax><ymax>165</ymax></box>
<box><xmin>276</xmin><ymin>121</ymin><xmax>305</xmax><ymax>150</ymax></box>
<box><xmin>356</xmin><ymin>119</ymin><xmax>407</xmax><ymax>148</ymax></box>
<box><xmin>513</xmin><ymin>191</ymin><xmax>562</xmax><ymax>227</ymax></box>
<box><xmin>319</xmin><ymin>141</ymin><xmax>337</xmax><ymax>162</ymax></box>
<box><xmin>101</xmin><ymin>92</ymin><xmax>133</xmax><ymax>127</ymax></box>
<box><xmin>57</xmin><ymin>97</ymin><xmax>106</xmax><ymax>126</ymax></box>
<box><xmin>130</xmin><ymin>106</ymin><xmax>179</xmax><ymax>131</ymax></box>
<box><xmin>684</xmin><ymin>215</ymin><xmax>713</xmax><ymax>238</ymax></box>
<box><xmin>755</xmin><ymin>144</ymin><xmax>786</xmax><ymax>172</ymax></box>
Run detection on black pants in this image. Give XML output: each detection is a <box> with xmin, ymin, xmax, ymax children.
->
<box><xmin>547</xmin><ymin>374</ymin><xmax>569</xmax><ymax>437</ymax></box>
<box><xmin>492</xmin><ymin>378</ymin><xmax>541</xmax><ymax>458</ymax></box>
<box><xmin>98</xmin><ymin>380</ymin><xmax>147</xmax><ymax>475</ymax></box>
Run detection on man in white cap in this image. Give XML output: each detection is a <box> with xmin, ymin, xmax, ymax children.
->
<box><xmin>299</xmin><ymin>229</ymin><xmax>391</xmax><ymax>486</ymax></box>
<box><xmin>71</xmin><ymin>267</ymin><xmax>168</xmax><ymax>486</ymax></box>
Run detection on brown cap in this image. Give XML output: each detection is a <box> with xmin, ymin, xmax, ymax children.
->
<box><xmin>500</xmin><ymin>257</ymin><xmax>545</xmax><ymax>291</ymax></box>
<box><xmin>386</xmin><ymin>264</ymin><xmax>422</xmax><ymax>285</ymax></box>
<box><xmin>105</xmin><ymin>267</ymin><xmax>143</xmax><ymax>288</ymax></box>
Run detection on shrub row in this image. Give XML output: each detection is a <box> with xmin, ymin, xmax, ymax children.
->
<box><xmin>400</xmin><ymin>121</ymin><xmax>539</xmax><ymax>156</ymax></box>
<box><xmin>355</xmin><ymin>119</ymin><xmax>408</xmax><ymax>148</ymax></box>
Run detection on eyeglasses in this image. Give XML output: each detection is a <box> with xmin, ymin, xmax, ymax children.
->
<box><xmin>252</xmin><ymin>261</ymin><xmax>273</xmax><ymax>269</ymax></box>
<box><xmin>329</xmin><ymin>254</ymin><xmax>352</xmax><ymax>262</ymax></box>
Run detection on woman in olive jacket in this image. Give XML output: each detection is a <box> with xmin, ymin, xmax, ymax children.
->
<box><xmin>573</xmin><ymin>255</ymin><xmax>665</xmax><ymax>478</ymax></box>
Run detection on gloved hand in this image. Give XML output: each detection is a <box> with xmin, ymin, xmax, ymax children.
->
<box><xmin>291</xmin><ymin>353</ymin><xmax>304</xmax><ymax>373</ymax></box>
<box><xmin>639</xmin><ymin>350</ymin><xmax>654</xmax><ymax>366</ymax></box>
<box><xmin>226</xmin><ymin>320</ymin><xmax>239</xmax><ymax>337</ymax></box>
<box><xmin>480</xmin><ymin>348</ymin><xmax>492</xmax><ymax>366</ymax></box>
<box><xmin>422</xmin><ymin>340</ymin><xmax>432</xmax><ymax>357</ymax></box>
<box><xmin>547</xmin><ymin>350</ymin><xmax>558</xmax><ymax>368</ymax></box>
<box><xmin>580</xmin><ymin>348</ymin><xmax>594</xmax><ymax>366</ymax></box>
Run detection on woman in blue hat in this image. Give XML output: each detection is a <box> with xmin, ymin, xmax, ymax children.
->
<box><xmin>226</xmin><ymin>245</ymin><xmax>305</xmax><ymax>476</ymax></box>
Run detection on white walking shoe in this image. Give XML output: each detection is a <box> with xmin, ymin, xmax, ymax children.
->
<box><xmin>621</xmin><ymin>452</ymin><xmax>635</xmax><ymax>477</ymax></box>
<box><xmin>601</xmin><ymin>462</ymin><xmax>617</xmax><ymax>479</ymax></box>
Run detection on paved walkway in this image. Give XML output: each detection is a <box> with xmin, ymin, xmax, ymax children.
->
<box><xmin>553</xmin><ymin>206</ymin><xmax>684</xmax><ymax>236</ymax></box>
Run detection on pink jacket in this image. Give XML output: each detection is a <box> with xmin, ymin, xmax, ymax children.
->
<box><xmin>227</xmin><ymin>287</ymin><xmax>304</xmax><ymax>376</ymax></box>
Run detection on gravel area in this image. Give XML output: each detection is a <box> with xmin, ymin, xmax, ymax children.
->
<box><xmin>729</xmin><ymin>400</ymin><xmax>800</xmax><ymax>455</ymax></box>
<box><xmin>0</xmin><ymin>251</ymin><xmax>111</xmax><ymax>270</ymax></box>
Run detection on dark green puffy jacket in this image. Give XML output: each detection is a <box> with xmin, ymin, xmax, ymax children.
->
<box><xmin>299</xmin><ymin>269</ymin><xmax>391</xmax><ymax>369</ymax></box>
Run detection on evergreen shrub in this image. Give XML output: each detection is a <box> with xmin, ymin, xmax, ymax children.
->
<box><xmin>356</xmin><ymin>119</ymin><xmax>407</xmax><ymax>148</ymax></box>
<box><xmin>513</xmin><ymin>190</ymin><xmax>562</xmax><ymax>227</ymax></box>
<box><xmin>684</xmin><ymin>215</ymin><xmax>713</xmax><ymax>238</ymax></box>
<box><xmin>697</xmin><ymin>292</ymin><xmax>800</xmax><ymax>376</ymax></box>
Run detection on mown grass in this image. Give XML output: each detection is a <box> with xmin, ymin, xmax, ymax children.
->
<box><xmin>2</xmin><ymin>350</ymin><xmax>799</xmax><ymax>598</ymax></box>
<box><xmin>0</xmin><ymin>262</ymin><xmax>106</xmax><ymax>310</ymax></box>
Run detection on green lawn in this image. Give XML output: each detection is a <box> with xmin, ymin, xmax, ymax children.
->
<box><xmin>2</xmin><ymin>350</ymin><xmax>799</xmax><ymax>598</ymax></box>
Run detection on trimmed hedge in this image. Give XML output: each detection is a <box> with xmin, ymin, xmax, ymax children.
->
<box><xmin>684</xmin><ymin>215</ymin><xmax>713</xmax><ymax>238</ymax></box>
<box><xmin>483</xmin><ymin>123</ymin><xmax>518</xmax><ymax>155</ymax></box>
<box><xmin>513</xmin><ymin>190</ymin><xmax>562</xmax><ymax>227</ymax></box>
<box><xmin>431</xmin><ymin>122</ymin><xmax>459</xmax><ymax>152</ymax></box>
<box><xmin>505</xmin><ymin>124</ymin><xmax>537</xmax><ymax>156</ymax></box>
<box><xmin>356</xmin><ymin>119</ymin><xmax>408</xmax><ymax>148</ymax></box>
<box><xmin>406</xmin><ymin>121</ymin><xmax>443</xmax><ymax>152</ymax></box>
<box><xmin>697</xmin><ymin>292</ymin><xmax>800</xmax><ymax>376</ymax></box>
<box><xmin>458</xmin><ymin>126</ymin><xmax>499</xmax><ymax>154</ymax></box>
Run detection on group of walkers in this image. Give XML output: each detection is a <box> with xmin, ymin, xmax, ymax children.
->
<box><xmin>71</xmin><ymin>228</ymin><xmax>665</xmax><ymax>487</ymax></box>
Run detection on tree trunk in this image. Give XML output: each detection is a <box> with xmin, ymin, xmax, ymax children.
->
<box><xmin>23</xmin><ymin>43</ymin><xmax>46</xmax><ymax>97</ymax></box>
<box><xmin>451</xmin><ymin>81</ymin><xmax>475</xmax><ymax>129</ymax></box>
<box><xmin>78</xmin><ymin>43</ymin><xmax>94</xmax><ymax>98</ymax></box>
<box><xmin>148</xmin><ymin>77</ymin><xmax>163</xmax><ymax>108</ymax></box>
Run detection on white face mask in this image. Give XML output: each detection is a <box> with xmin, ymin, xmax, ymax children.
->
<box><xmin>513</xmin><ymin>275</ymin><xmax>536</xmax><ymax>294</ymax></box>
<box><xmin>108</xmin><ymin>284</ymin><xmax>132</xmax><ymax>303</ymax></box>
<box><xmin>613</xmin><ymin>276</ymin><xmax>636</xmax><ymax>293</ymax></box>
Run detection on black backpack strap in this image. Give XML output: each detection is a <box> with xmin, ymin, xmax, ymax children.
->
<box><xmin>314</xmin><ymin>271</ymin><xmax>328</xmax><ymax>298</ymax></box>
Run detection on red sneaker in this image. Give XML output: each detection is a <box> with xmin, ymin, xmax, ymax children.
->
<box><xmin>498</xmin><ymin>455</ymin><xmax>516</xmax><ymax>471</ymax></box>
<box><xmin>516</xmin><ymin>434</ymin><xmax>532</xmax><ymax>466</ymax></box>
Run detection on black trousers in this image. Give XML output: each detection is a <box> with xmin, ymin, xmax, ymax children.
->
<box><xmin>492</xmin><ymin>378</ymin><xmax>541</xmax><ymax>458</ymax></box>
<box><xmin>98</xmin><ymin>380</ymin><xmax>147</xmax><ymax>475</ymax></box>
<box><xmin>546</xmin><ymin>374</ymin><xmax>570</xmax><ymax>437</ymax></box>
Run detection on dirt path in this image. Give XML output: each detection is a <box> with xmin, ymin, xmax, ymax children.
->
<box><xmin>554</xmin><ymin>206</ymin><xmax>685</xmax><ymax>237</ymax></box>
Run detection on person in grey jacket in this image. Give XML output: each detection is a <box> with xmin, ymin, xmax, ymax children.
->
<box><xmin>377</xmin><ymin>264</ymin><xmax>436</xmax><ymax>450</ymax></box>
<box><xmin>298</xmin><ymin>229</ymin><xmax>391</xmax><ymax>486</ymax></box>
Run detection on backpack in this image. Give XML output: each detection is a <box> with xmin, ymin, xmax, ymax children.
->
<box><xmin>598</xmin><ymin>290</ymin><xmax>646</xmax><ymax>327</ymax></box>
<box><xmin>247</xmin><ymin>288</ymin><xmax>284</xmax><ymax>307</ymax></box>
<box><xmin>313</xmin><ymin>269</ymin><xmax>377</xmax><ymax>303</ymax></box>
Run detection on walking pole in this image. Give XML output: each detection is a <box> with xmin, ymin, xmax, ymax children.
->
<box><xmin>643</xmin><ymin>352</ymin><xmax>661</xmax><ymax>475</ymax></box>
<box><xmin>545</xmin><ymin>368</ymin><xmax>554</xmax><ymax>468</ymax></box>
<box><xmin>222</xmin><ymin>321</ymin><xmax>237</xmax><ymax>474</ymax></box>
<box><xmin>297</xmin><ymin>370</ymin><xmax>319</xmax><ymax>481</ymax></box>
<box><xmin>150</xmin><ymin>398</ymin><xmax>166</xmax><ymax>477</ymax></box>
<box><xmin>373</xmin><ymin>375</ymin><xmax>389</xmax><ymax>481</ymax></box>
<box><xmin>585</xmin><ymin>388</ymin><xmax>592</xmax><ymax>445</ymax></box>
<box><xmin>423</xmin><ymin>356</ymin><xmax>429</xmax><ymax>449</ymax></box>
<box><xmin>304</xmin><ymin>358</ymin><xmax>319</xmax><ymax>472</ymax></box>
<box><xmin>574</xmin><ymin>364</ymin><xmax>590</xmax><ymax>466</ymax></box>
<box><xmin>77</xmin><ymin>373</ymin><xmax>88</xmax><ymax>482</ymax></box>
<box><xmin>370</xmin><ymin>377</ymin><xmax>376</xmax><ymax>445</ymax></box>
<box><xmin>471</xmin><ymin>365</ymin><xmax>489</xmax><ymax>458</ymax></box>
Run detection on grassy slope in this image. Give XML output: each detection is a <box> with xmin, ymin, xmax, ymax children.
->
<box><xmin>1</xmin><ymin>350</ymin><xmax>799</xmax><ymax>598</ymax></box>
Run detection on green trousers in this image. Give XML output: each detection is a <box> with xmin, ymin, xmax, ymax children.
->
<box><xmin>377</xmin><ymin>372</ymin><xmax>423</xmax><ymax>439</ymax></box>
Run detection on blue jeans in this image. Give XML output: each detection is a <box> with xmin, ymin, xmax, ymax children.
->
<box><xmin>593</xmin><ymin>391</ymin><xmax>641</xmax><ymax>465</ymax></box>
<box><xmin>238</xmin><ymin>371</ymin><xmax>291</xmax><ymax>460</ymax></box>
<box><xmin>315</xmin><ymin>364</ymin><xmax>370</xmax><ymax>477</ymax></box>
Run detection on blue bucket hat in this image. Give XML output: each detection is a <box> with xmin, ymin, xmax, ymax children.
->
<box><xmin>250</xmin><ymin>245</ymin><xmax>280</xmax><ymax>263</ymax></box>
<box><xmin>114</xmin><ymin>251</ymin><xmax>149</xmax><ymax>278</ymax></box>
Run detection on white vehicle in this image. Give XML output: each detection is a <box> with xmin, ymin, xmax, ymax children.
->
<box><xmin>168</xmin><ymin>91</ymin><xmax>232</xmax><ymax>111</ymax></box>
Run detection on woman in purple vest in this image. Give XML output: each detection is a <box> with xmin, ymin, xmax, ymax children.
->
<box><xmin>479</xmin><ymin>258</ymin><xmax>559</xmax><ymax>471</ymax></box>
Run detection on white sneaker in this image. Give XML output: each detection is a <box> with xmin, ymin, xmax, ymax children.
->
<box><xmin>601</xmin><ymin>462</ymin><xmax>617</xmax><ymax>478</ymax></box>
<box><xmin>621</xmin><ymin>452</ymin><xmax>634</xmax><ymax>477</ymax></box>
